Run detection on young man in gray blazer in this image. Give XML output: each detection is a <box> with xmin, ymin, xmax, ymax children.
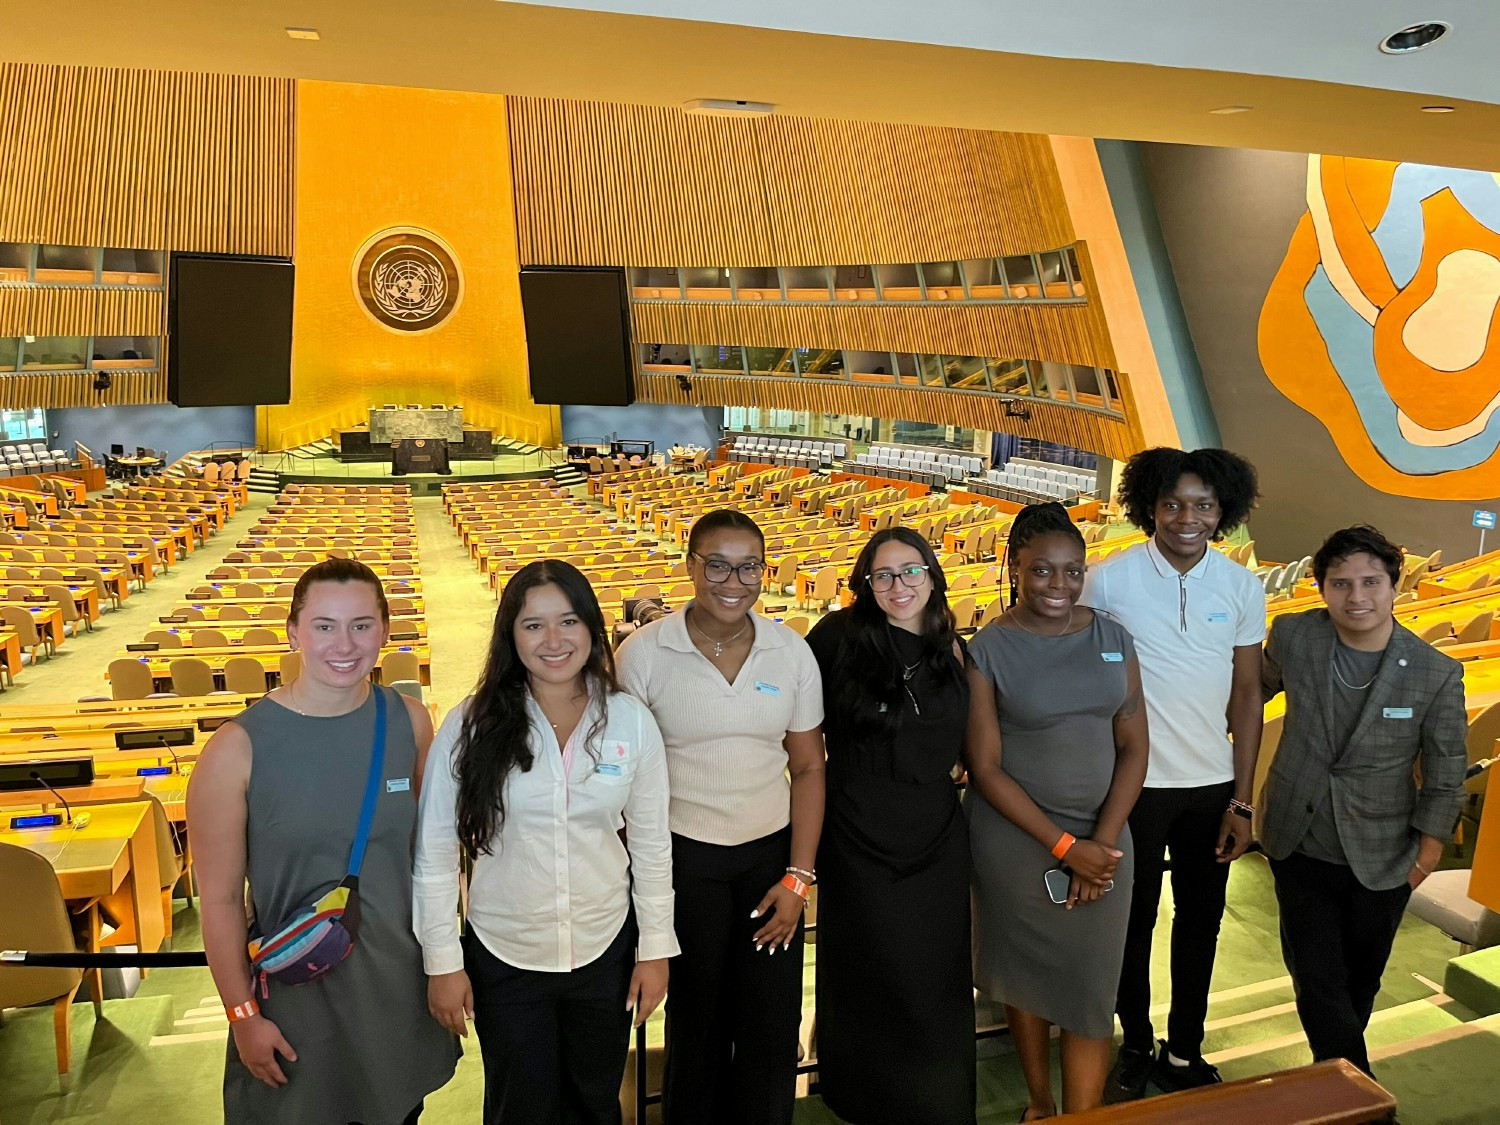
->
<box><xmin>1260</xmin><ymin>525</ymin><xmax>1467</xmax><ymax>1076</ymax></box>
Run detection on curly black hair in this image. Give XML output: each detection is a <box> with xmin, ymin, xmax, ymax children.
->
<box><xmin>1006</xmin><ymin>501</ymin><xmax>1085</xmax><ymax>606</ymax></box>
<box><xmin>1116</xmin><ymin>447</ymin><xmax>1259</xmax><ymax>539</ymax></box>
<box><xmin>1312</xmin><ymin>525</ymin><xmax>1403</xmax><ymax>587</ymax></box>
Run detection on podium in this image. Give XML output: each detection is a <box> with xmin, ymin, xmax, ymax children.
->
<box><xmin>391</xmin><ymin>438</ymin><xmax>450</xmax><ymax>476</ymax></box>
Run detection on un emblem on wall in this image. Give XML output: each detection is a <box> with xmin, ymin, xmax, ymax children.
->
<box><xmin>353</xmin><ymin>227</ymin><xmax>463</xmax><ymax>333</ymax></box>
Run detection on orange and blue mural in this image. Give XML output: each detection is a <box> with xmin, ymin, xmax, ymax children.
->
<box><xmin>1259</xmin><ymin>155</ymin><xmax>1500</xmax><ymax>499</ymax></box>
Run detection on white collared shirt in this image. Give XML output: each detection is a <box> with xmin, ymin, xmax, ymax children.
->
<box><xmin>1081</xmin><ymin>538</ymin><xmax>1266</xmax><ymax>787</ymax></box>
<box><xmin>412</xmin><ymin>690</ymin><xmax>678</xmax><ymax>975</ymax></box>
<box><xmin>616</xmin><ymin>605</ymin><xmax>824</xmax><ymax>846</ymax></box>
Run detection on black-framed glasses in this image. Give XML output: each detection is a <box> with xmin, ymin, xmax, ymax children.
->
<box><xmin>867</xmin><ymin>565</ymin><xmax>930</xmax><ymax>592</ymax></box>
<box><xmin>690</xmin><ymin>552</ymin><xmax>765</xmax><ymax>584</ymax></box>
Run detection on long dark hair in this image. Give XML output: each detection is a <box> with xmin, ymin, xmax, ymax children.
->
<box><xmin>1006</xmin><ymin>502</ymin><xmax>1086</xmax><ymax>606</ymax></box>
<box><xmin>454</xmin><ymin>561</ymin><xmax>620</xmax><ymax>860</ymax></box>
<box><xmin>831</xmin><ymin>527</ymin><xmax>963</xmax><ymax>734</ymax></box>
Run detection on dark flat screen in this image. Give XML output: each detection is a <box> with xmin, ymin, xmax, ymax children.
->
<box><xmin>520</xmin><ymin>267</ymin><xmax>634</xmax><ymax>406</ymax></box>
<box><xmin>168</xmin><ymin>254</ymin><xmax>294</xmax><ymax>406</ymax></box>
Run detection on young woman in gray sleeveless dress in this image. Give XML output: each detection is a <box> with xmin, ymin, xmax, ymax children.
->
<box><xmin>963</xmin><ymin>504</ymin><xmax>1149</xmax><ymax>1120</ymax></box>
<box><xmin>188</xmin><ymin>559</ymin><xmax>459</xmax><ymax>1125</ymax></box>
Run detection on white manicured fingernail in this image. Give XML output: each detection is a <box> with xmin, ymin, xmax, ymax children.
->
<box><xmin>769</xmin><ymin>945</ymin><xmax>777</xmax><ymax>956</ymax></box>
<box><xmin>749</xmin><ymin>909</ymin><xmax>759</xmax><ymax>918</ymax></box>
<box><xmin>755</xmin><ymin>943</ymin><xmax>762</xmax><ymax>952</ymax></box>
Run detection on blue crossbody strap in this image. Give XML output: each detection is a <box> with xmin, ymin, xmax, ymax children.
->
<box><xmin>346</xmin><ymin>687</ymin><xmax>388</xmax><ymax>879</ymax></box>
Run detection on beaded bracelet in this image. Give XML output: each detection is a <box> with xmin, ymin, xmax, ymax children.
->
<box><xmin>786</xmin><ymin>866</ymin><xmax>817</xmax><ymax>884</ymax></box>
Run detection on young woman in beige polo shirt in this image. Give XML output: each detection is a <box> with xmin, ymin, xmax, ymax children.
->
<box><xmin>617</xmin><ymin>508</ymin><xmax>825</xmax><ymax>1125</ymax></box>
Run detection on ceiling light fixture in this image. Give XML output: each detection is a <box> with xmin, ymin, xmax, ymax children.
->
<box><xmin>1421</xmin><ymin>104</ymin><xmax>1456</xmax><ymax>113</ymax></box>
<box><xmin>1209</xmin><ymin>105</ymin><xmax>1254</xmax><ymax>115</ymax></box>
<box><xmin>683</xmin><ymin>99</ymin><xmax>776</xmax><ymax>117</ymax></box>
<box><xmin>285</xmin><ymin>27</ymin><xmax>321</xmax><ymax>41</ymax></box>
<box><xmin>1379</xmin><ymin>21</ymin><xmax>1450</xmax><ymax>54</ymax></box>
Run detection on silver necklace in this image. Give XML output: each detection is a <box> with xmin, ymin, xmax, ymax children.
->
<box><xmin>1007</xmin><ymin>606</ymin><xmax>1075</xmax><ymax>637</ymax></box>
<box><xmin>688</xmin><ymin>610</ymin><xmax>749</xmax><ymax>657</ymax></box>
<box><xmin>1330</xmin><ymin>642</ymin><xmax>1377</xmax><ymax>691</ymax></box>
<box><xmin>284</xmin><ymin>679</ymin><xmax>368</xmax><ymax>716</ymax></box>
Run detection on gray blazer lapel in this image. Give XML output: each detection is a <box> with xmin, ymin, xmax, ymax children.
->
<box><xmin>1303</xmin><ymin>614</ymin><xmax>1342</xmax><ymax>755</ymax></box>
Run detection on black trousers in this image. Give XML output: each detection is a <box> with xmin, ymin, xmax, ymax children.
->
<box><xmin>1116</xmin><ymin>781</ymin><xmax>1234</xmax><ymax>1059</ymax></box>
<box><xmin>663</xmin><ymin>827</ymin><xmax>804</xmax><ymax>1125</ymax></box>
<box><xmin>1270</xmin><ymin>852</ymin><xmax>1411</xmax><ymax>1076</ymax></box>
<box><xmin>464</xmin><ymin>916</ymin><xmax>636</xmax><ymax>1125</ymax></box>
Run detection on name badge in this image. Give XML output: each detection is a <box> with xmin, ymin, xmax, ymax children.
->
<box><xmin>1207</xmin><ymin>611</ymin><xmax>1229</xmax><ymax>623</ymax></box>
<box><xmin>595</xmin><ymin>762</ymin><xmax>623</xmax><ymax>777</ymax></box>
<box><xmin>1101</xmin><ymin>652</ymin><xmax>1124</xmax><ymax>662</ymax></box>
<box><xmin>386</xmin><ymin>777</ymin><xmax>411</xmax><ymax>793</ymax></box>
<box><xmin>1383</xmin><ymin>707</ymin><xmax>1414</xmax><ymax>720</ymax></box>
<box><xmin>755</xmin><ymin>681</ymin><xmax>781</xmax><ymax>697</ymax></box>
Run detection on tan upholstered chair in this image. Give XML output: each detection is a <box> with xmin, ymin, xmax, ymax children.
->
<box><xmin>0</xmin><ymin>842</ymin><xmax>97</xmax><ymax>1073</ymax></box>
<box><xmin>143</xmin><ymin>630</ymin><xmax>184</xmax><ymax>649</ymax></box>
<box><xmin>380</xmin><ymin>649</ymin><xmax>420</xmax><ymax>685</ymax></box>
<box><xmin>223</xmin><ymin>656</ymin><xmax>269</xmax><ymax>695</ymax></box>
<box><xmin>189</xmin><ymin>628</ymin><xmax>229</xmax><ymax>650</ymax></box>
<box><xmin>1</xmin><ymin>604</ymin><xmax>50</xmax><ymax>663</ymax></box>
<box><xmin>109</xmin><ymin>657</ymin><xmax>155</xmax><ymax>699</ymax></box>
<box><xmin>144</xmin><ymin>794</ymin><xmax>187</xmax><ymax>936</ymax></box>
<box><xmin>278</xmin><ymin>649</ymin><xmax>302</xmax><ymax>686</ymax></box>
<box><xmin>168</xmin><ymin>657</ymin><xmax>216</xmax><ymax>696</ymax></box>
<box><xmin>217</xmin><ymin>605</ymin><xmax>252</xmax><ymax>621</ymax></box>
<box><xmin>44</xmin><ymin>583</ymin><xmax>90</xmax><ymax>634</ymax></box>
<box><xmin>240</xmin><ymin>627</ymin><xmax>280</xmax><ymax>648</ymax></box>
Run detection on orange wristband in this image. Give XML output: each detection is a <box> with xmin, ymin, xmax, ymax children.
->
<box><xmin>780</xmin><ymin>873</ymin><xmax>810</xmax><ymax>900</ymax></box>
<box><xmin>1051</xmin><ymin>832</ymin><xmax>1077</xmax><ymax>861</ymax></box>
<box><xmin>226</xmin><ymin>998</ymin><xmax>260</xmax><ymax>1023</ymax></box>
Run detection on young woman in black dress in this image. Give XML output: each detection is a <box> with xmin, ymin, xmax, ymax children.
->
<box><xmin>805</xmin><ymin>526</ymin><xmax>975</xmax><ymax>1125</ymax></box>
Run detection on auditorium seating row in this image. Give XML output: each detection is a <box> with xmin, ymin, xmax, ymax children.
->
<box><xmin>0</xmin><ymin>441</ymin><xmax>71</xmax><ymax>475</ymax></box>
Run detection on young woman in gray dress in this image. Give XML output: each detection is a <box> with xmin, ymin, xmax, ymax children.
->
<box><xmin>964</xmin><ymin>503</ymin><xmax>1149</xmax><ymax>1119</ymax></box>
<box><xmin>189</xmin><ymin>558</ymin><xmax>459</xmax><ymax>1125</ymax></box>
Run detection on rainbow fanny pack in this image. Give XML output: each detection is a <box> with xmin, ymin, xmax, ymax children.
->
<box><xmin>248</xmin><ymin>688</ymin><xmax>386</xmax><ymax>996</ymax></box>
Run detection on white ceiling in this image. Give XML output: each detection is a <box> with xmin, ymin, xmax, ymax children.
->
<box><xmin>4</xmin><ymin>0</ymin><xmax>1500</xmax><ymax>169</ymax></box>
<box><xmin>513</xmin><ymin>0</ymin><xmax>1500</xmax><ymax>105</ymax></box>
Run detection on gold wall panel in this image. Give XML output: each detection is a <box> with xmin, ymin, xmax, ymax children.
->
<box><xmin>636</xmin><ymin>373</ymin><xmax>1143</xmax><ymax>461</ymax></box>
<box><xmin>508</xmin><ymin>97</ymin><xmax>1074</xmax><ymax>267</ymax></box>
<box><xmin>0</xmin><ymin>369</ymin><xmax>164</xmax><ymax>409</ymax></box>
<box><xmin>0</xmin><ymin>286</ymin><xmax>161</xmax><ymax>337</ymax></box>
<box><xmin>630</xmin><ymin>299</ymin><xmax>1113</xmax><ymax>369</ymax></box>
<box><xmin>259</xmin><ymin>82</ymin><xmax>558</xmax><ymax>452</ymax></box>
<box><xmin>0</xmin><ymin>63</ymin><xmax>294</xmax><ymax>255</ymax></box>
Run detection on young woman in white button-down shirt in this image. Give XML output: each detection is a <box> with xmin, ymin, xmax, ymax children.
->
<box><xmin>413</xmin><ymin>560</ymin><xmax>677</xmax><ymax>1124</ymax></box>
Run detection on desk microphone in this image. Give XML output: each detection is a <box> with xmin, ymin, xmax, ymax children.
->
<box><xmin>156</xmin><ymin>736</ymin><xmax>183</xmax><ymax>774</ymax></box>
<box><xmin>27</xmin><ymin>771</ymin><xmax>73</xmax><ymax>824</ymax></box>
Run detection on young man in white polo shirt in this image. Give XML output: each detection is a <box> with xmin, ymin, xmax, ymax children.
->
<box><xmin>1081</xmin><ymin>447</ymin><xmax>1266</xmax><ymax>1103</ymax></box>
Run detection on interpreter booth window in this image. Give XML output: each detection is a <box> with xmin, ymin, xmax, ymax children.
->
<box><xmin>916</xmin><ymin>353</ymin><xmax>946</xmax><ymax>387</ymax></box>
<box><xmin>944</xmin><ymin>354</ymin><xmax>989</xmax><ymax>390</ymax></box>
<box><xmin>891</xmin><ymin>420</ymin><xmax>980</xmax><ymax>449</ymax></box>
<box><xmin>0</xmin><ymin>338</ymin><xmax>18</xmax><ymax>372</ymax></box>
<box><xmin>101</xmin><ymin>247</ymin><xmax>164</xmax><ymax>286</ymax></box>
<box><xmin>919</xmin><ymin>261</ymin><xmax>964</xmax><ymax>300</ymax></box>
<box><xmin>93</xmin><ymin>336</ymin><xmax>158</xmax><ymax>369</ymax></box>
<box><xmin>691</xmin><ymin>344</ymin><xmax>745</xmax><ymax>374</ymax></box>
<box><xmin>962</xmin><ymin>257</ymin><xmax>1004</xmax><ymax>299</ymax></box>
<box><xmin>35</xmin><ymin>244</ymin><xmax>97</xmax><ymax>284</ymax></box>
<box><xmin>681</xmin><ymin>267</ymin><xmax>731</xmax><ymax>300</ymax></box>
<box><xmin>796</xmin><ymin>347</ymin><xmax>844</xmax><ymax>379</ymax></box>
<box><xmin>0</xmin><ymin>242</ymin><xmax>30</xmax><ymax>282</ymax></box>
<box><xmin>745</xmin><ymin>346</ymin><xmax>796</xmax><ymax>375</ymax></box>
<box><xmin>1064</xmin><ymin>247</ymin><xmax>1086</xmax><ymax>297</ymax></box>
<box><xmin>1038</xmin><ymin>250</ymin><xmax>1077</xmax><ymax>299</ymax></box>
<box><xmin>1</xmin><ymin>407</ymin><xmax>47</xmax><ymax>441</ymax></box>
<box><xmin>1001</xmin><ymin>254</ymin><xmax>1041</xmax><ymax>299</ymax></box>
<box><xmin>631</xmin><ymin>266</ymin><xmax>682</xmax><ymax>298</ymax></box>
<box><xmin>892</xmin><ymin>352</ymin><xmax>922</xmax><ymax>387</ymax></box>
<box><xmin>732</xmin><ymin>267</ymin><xmax>781</xmax><ymax>301</ymax></box>
<box><xmin>1068</xmin><ymin>364</ymin><xmax>1105</xmax><ymax>408</ymax></box>
<box><xmin>875</xmin><ymin>262</ymin><xmax>921</xmax><ymax>301</ymax></box>
<box><xmin>1101</xmin><ymin>368</ymin><xmax>1121</xmax><ymax>409</ymax></box>
<box><xmin>846</xmin><ymin>350</ymin><xmax>895</xmax><ymax>384</ymax></box>
<box><xmin>641</xmin><ymin>343</ymin><xmax>691</xmax><ymax>370</ymax></box>
<box><xmin>21</xmin><ymin>336</ymin><xmax>88</xmax><ymax>370</ymax></box>
<box><xmin>991</xmin><ymin>358</ymin><xmax>1033</xmax><ymax>397</ymax></box>
<box><xmin>783</xmin><ymin>265</ymin><xmax>832</xmax><ymax>301</ymax></box>
<box><xmin>832</xmin><ymin>265</ymin><xmax>876</xmax><ymax>301</ymax></box>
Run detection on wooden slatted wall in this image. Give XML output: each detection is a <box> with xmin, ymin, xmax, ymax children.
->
<box><xmin>636</xmin><ymin>372</ymin><xmax>1143</xmax><ymax>462</ymax></box>
<box><xmin>0</xmin><ymin>64</ymin><xmax>295</xmax><ymax>255</ymax></box>
<box><xmin>0</xmin><ymin>369</ymin><xmax>166</xmax><ymax>409</ymax></box>
<box><xmin>507</xmin><ymin>98</ymin><xmax>1074</xmax><ymax>267</ymax></box>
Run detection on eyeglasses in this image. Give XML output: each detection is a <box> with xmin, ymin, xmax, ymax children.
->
<box><xmin>867</xmin><ymin>565</ymin><xmax>931</xmax><ymax>592</ymax></box>
<box><xmin>690</xmin><ymin>552</ymin><xmax>765</xmax><ymax>585</ymax></box>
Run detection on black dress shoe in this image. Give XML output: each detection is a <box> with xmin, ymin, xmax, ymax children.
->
<box><xmin>1149</xmin><ymin>1039</ymin><xmax>1223</xmax><ymax>1093</ymax></box>
<box><xmin>1102</xmin><ymin>1043</ymin><xmax>1154</xmax><ymax>1104</ymax></box>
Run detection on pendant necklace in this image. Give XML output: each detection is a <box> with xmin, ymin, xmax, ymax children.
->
<box><xmin>1008</xmin><ymin>606</ymin><xmax>1075</xmax><ymax>637</ymax></box>
<box><xmin>901</xmin><ymin>658</ymin><xmax>923</xmax><ymax>716</ymax></box>
<box><xmin>688</xmin><ymin>610</ymin><xmax>749</xmax><ymax>657</ymax></box>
